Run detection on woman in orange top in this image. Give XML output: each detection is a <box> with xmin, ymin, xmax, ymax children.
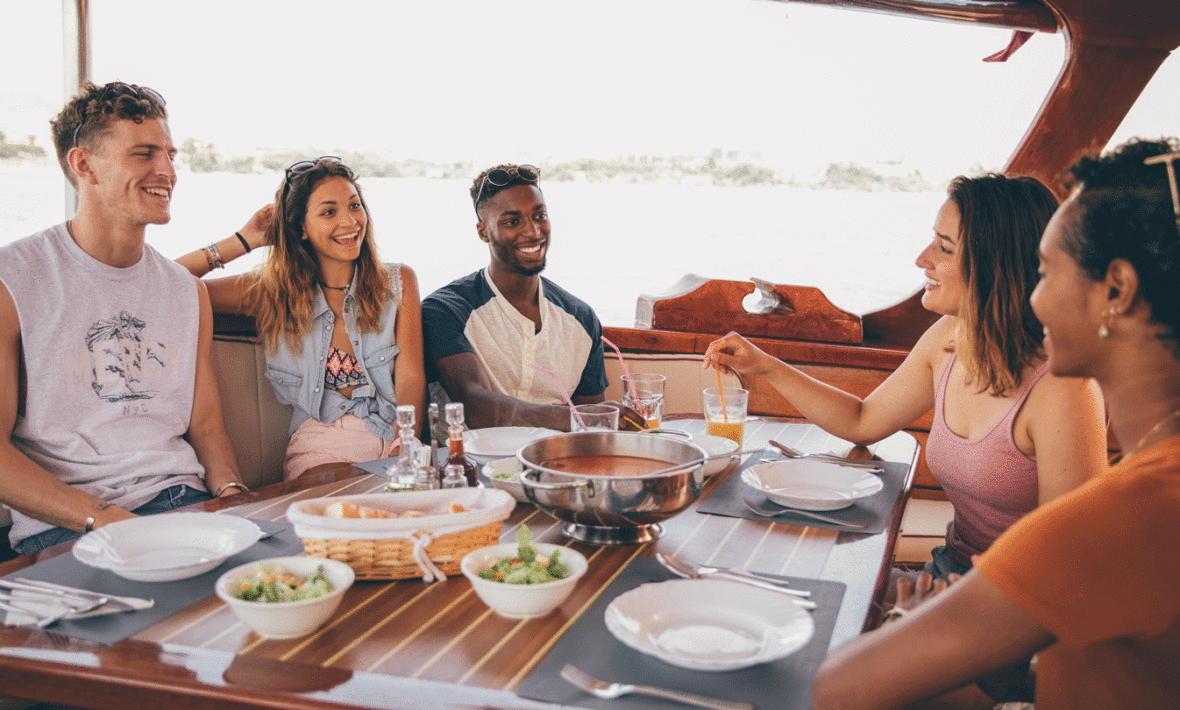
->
<box><xmin>811</xmin><ymin>138</ymin><xmax>1180</xmax><ymax>710</ymax></box>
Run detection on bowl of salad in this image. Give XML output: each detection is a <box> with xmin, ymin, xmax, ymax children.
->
<box><xmin>482</xmin><ymin>457</ymin><xmax>528</xmax><ymax>503</ymax></box>
<box><xmin>460</xmin><ymin>526</ymin><xmax>588</xmax><ymax>619</ymax></box>
<box><xmin>215</xmin><ymin>556</ymin><xmax>355</xmax><ymax>639</ymax></box>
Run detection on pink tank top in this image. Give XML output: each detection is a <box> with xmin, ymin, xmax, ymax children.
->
<box><xmin>925</xmin><ymin>353</ymin><xmax>1048</xmax><ymax>564</ymax></box>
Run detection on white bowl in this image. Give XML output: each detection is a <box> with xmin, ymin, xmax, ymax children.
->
<box><xmin>460</xmin><ymin>542</ymin><xmax>588</xmax><ymax>619</ymax></box>
<box><xmin>691</xmin><ymin>434</ymin><xmax>740</xmax><ymax>476</ymax></box>
<box><xmin>742</xmin><ymin>459</ymin><xmax>884</xmax><ymax>511</ymax></box>
<box><xmin>215</xmin><ymin>556</ymin><xmax>355</xmax><ymax>639</ymax></box>
<box><xmin>463</xmin><ymin>427</ymin><xmax>562</xmax><ymax>466</ymax></box>
<box><xmin>604</xmin><ymin>578</ymin><xmax>814</xmax><ymax>671</ymax></box>
<box><xmin>73</xmin><ymin>512</ymin><xmax>262</xmax><ymax>582</ymax></box>
<box><xmin>482</xmin><ymin>457</ymin><xmax>528</xmax><ymax>503</ymax></box>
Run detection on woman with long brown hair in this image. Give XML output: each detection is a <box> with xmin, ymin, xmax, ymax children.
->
<box><xmin>181</xmin><ymin>157</ymin><xmax>425</xmax><ymax>479</ymax></box>
<box><xmin>706</xmin><ymin>173</ymin><xmax>1107</xmax><ymax>578</ymax></box>
<box><xmin>811</xmin><ymin>137</ymin><xmax>1180</xmax><ymax>710</ymax></box>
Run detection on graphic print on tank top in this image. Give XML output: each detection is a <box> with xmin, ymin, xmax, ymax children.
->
<box><xmin>82</xmin><ymin>310</ymin><xmax>169</xmax><ymax>402</ymax></box>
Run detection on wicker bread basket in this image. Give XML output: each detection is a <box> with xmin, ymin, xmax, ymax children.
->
<box><xmin>286</xmin><ymin>489</ymin><xmax>515</xmax><ymax>581</ymax></box>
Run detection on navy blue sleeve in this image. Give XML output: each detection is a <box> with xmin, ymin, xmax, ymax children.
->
<box><xmin>421</xmin><ymin>284</ymin><xmax>476</xmax><ymax>373</ymax></box>
<box><xmin>574</xmin><ymin>315</ymin><xmax>609</xmax><ymax>397</ymax></box>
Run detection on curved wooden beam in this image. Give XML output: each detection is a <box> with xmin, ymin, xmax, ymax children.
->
<box><xmin>780</xmin><ymin>0</ymin><xmax>1058</xmax><ymax>33</ymax></box>
<box><xmin>1005</xmin><ymin>0</ymin><xmax>1179</xmax><ymax>191</ymax></box>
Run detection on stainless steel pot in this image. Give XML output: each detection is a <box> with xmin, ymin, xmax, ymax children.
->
<box><xmin>517</xmin><ymin>432</ymin><xmax>706</xmax><ymax>545</ymax></box>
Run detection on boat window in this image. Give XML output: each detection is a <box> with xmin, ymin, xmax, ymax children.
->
<box><xmin>0</xmin><ymin>2</ymin><xmax>65</xmax><ymax>241</ymax></box>
<box><xmin>1108</xmin><ymin>51</ymin><xmax>1179</xmax><ymax>151</ymax></box>
<box><xmin>4</xmin><ymin>0</ymin><xmax>1070</xmax><ymax>324</ymax></box>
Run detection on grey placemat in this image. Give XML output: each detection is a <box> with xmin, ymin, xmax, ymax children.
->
<box><xmin>355</xmin><ymin>456</ymin><xmax>397</xmax><ymax>477</ymax></box>
<box><xmin>695</xmin><ymin>454</ymin><xmax>907</xmax><ymax>534</ymax></box>
<box><xmin>3</xmin><ymin>519</ymin><xmax>303</xmax><ymax>643</ymax></box>
<box><xmin>515</xmin><ymin>557</ymin><xmax>845</xmax><ymax>710</ymax></box>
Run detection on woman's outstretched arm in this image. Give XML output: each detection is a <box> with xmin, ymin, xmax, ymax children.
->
<box><xmin>705</xmin><ymin>317</ymin><xmax>954</xmax><ymax>445</ymax></box>
<box><xmin>175</xmin><ymin>204</ymin><xmax>272</xmax><ymax>315</ymax></box>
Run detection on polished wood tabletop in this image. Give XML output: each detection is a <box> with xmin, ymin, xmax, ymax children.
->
<box><xmin>0</xmin><ymin>417</ymin><xmax>916</xmax><ymax>710</ymax></box>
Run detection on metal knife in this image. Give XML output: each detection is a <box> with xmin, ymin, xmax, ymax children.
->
<box><xmin>8</xmin><ymin>578</ymin><xmax>155</xmax><ymax>611</ymax></box>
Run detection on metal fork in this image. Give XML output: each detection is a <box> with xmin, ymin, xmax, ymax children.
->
<box><xmin>560</xmin><ymin>664</ymin><xmax>755</xmax><ymax>710</ymax></box>
<box><xmin>742</xmin><ymin>496</ymin><xmax>866</xmax><ymax>528</ymax></box>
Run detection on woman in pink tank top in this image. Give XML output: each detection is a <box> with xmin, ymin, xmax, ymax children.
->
<box><xmin>707</xmin><ymin>174</ymin><xmax>1108</xmax><ymax>579</ymax></box>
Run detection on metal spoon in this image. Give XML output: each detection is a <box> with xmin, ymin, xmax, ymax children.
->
<box><xmin>741</xmin><ymin>496</ymin><xmax>866</xmax><ymax>528</ymax></box>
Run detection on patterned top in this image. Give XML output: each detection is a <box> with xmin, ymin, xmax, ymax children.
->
<box><xmin>325</xmin><ymin>346</ymin><xmax>368</xmax><ymax>390</ymax></box>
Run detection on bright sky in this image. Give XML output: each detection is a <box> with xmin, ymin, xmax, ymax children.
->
<box><xmin>0</xmin><ymin>0</ymin><xmax>1174</xmax><ymax>180</ymax></box>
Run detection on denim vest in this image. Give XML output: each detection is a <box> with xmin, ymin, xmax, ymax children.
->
<box><xmin>264</xmin><ymin>265</ymin><xmax>402</xmax><ymax>440</ymax></box>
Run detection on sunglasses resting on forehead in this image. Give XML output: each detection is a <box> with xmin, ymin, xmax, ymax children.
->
<box><xmin>474</xmin><ymin>164</ymin><xmax>540</xmax><ymax>217</ymax></box>
<box><xmin>282</xmin><ymin>156</ymin><xmax>352</xmax><ymax>201</ymax></box>
<box><xmin>72</xmin><ymin>82</ymin><xmax>166</xmax><ymax>148</ymax></box>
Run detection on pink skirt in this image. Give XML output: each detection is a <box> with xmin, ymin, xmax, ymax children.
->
<box><xmin>284</xmin><ymin>415</ymin><xmax>396</xmax><ymax>480</ymax></box>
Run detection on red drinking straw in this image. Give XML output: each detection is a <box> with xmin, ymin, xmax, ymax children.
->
<box><xmin>529</xmin><ymin>363</ymin><xmax>586</xmax><ymax>430</ymax></box>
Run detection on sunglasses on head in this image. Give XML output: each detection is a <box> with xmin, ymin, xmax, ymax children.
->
<box><xmin>282</xmin><ymin>156</ymin><xmax>348</xmax><ymax>202</ymax></box>
<box><xmin>474</xmin><ymin>164</ymin><xmax>540</xmax><ymax>217</ymax></box>
<box><xmin>72</xmin><ymin>82</ymin><xmax>166</xmax><ymax>148</ymax></box>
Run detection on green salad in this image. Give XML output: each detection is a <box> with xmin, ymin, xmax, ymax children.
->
<box><xmin>233</xmin><ymin>564</ymin><xmax>333</xmax><ymax>603</ymax></box>
<box><xmin>478</xmin><ymin>526</ymin><xmax>568</xmax><ymax>584</ymax></box>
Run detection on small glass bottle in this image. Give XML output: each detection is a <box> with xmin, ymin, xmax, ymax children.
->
<box><xmin>386</xmin><ymin>405</ymin><xmax>419</xmax><ymax>492</ymax></box>
<box><xmin>428</xmin><ymin>403</ymin><xmax>440</xmax><ymax>468</ymax></box>
<box><xmin>414</xmin><ymin>446</ymin><xmax>438</xmax><ymax>491</ymax></box>
<box><xmin>443</xmin><ymin>402</ymin><xmax>478</xmax><ymax>487</ymax></box>
<box><xmin>441</xmin><ymin>463</ymin><xmax>468</xmax><ymax>489</ymax></box>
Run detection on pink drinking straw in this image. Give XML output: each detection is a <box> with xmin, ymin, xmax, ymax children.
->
<box><xmin>601</xmin><ymin>336</ymin><xmax>636</xmax><ymax>406</ymax></box>
<box><xmin>529</xmin><ymin>363</ymin><xmax>586</xmax><ymax>430</ymax></box>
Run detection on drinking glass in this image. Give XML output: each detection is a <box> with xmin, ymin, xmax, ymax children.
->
<box><xmin>702</xmin><ymin>387</ymin><xmax>748</xmax><ymax>444</ymax></box>
<box><xmin>622</xmin><ymin>373</ymin><xmax>666</xmax><ymax>429</ymax></box>
<box><xmin>571</xmin><ymin>403</ymin><xmax>620</xmax><ymax>432</ymax></box>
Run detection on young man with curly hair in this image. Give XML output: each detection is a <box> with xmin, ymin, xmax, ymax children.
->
<box><xmin>0</xmin><ymin>81</ymin><xmax>247</xmax><ymax>556</ymax></box>
<box><xmin>422</xmin><ymin>164</ymin><xmax>609</xmax><ymax>430</ymax></box>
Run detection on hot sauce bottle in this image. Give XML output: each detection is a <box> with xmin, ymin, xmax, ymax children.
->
<box><xmin>443</xmin><ymin>402</ymin><xmax>479</xmax><ymax>487</ymax></box>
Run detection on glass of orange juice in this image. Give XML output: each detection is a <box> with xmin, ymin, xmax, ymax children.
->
<box><xmin>622</xmin><ymin>373</ymin><xmax>665</xmax><ymax>429</ymax></box>
<box><xmin>703</xmin><ymin>387</ymin><xmax>748</xmax><ymax>445</ymax></box>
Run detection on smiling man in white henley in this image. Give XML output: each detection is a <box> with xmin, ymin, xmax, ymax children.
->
<box><xmin>422</xmin><ymin>164</ymin><xmax>609</xmax><ymax>431</ymax></box>
<box><xmin>0</xmin><ymin>81</ymin><xmax>247</xmax><ymax>557</ymax></box>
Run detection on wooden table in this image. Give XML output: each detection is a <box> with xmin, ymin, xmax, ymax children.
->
<box><xmin>0</xmin><ymin>418</ymin><xmax>916</xmax><ymax>709</ymax></box>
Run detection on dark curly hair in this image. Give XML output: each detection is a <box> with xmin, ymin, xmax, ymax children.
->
<box><xmin>1061</xmin><ymin>137</ymin><xmax>1180</xmax><ymax>350</ymax></box>
<box><xmin>49</xmin><ymin>81</ymin><xmax>168</xmax><ymax>187</ymax></box>
<box><xmin>469</xmin><ymin>163</ymin><xmax>542</xmax><ymax>218</ymax></box>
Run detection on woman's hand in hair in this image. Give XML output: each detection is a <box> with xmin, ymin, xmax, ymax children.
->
<box><xmin>239</xmin><ymin>204</ymin><xmax>275</xmax><ymax>250</ymax></box>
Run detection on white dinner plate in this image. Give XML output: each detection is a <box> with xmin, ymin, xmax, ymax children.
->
<box><xmin>73</xmin><ymin>512</ymin><xmax>262</xmax><ymax>582</ymax></box>
<box><xmin>741</xmin><ymin>459</ymin><xmax>884</xmax><ymax>511</ymax></box>
<box><xmin>463</xmin><ymin>427</ymin><xmax>561</xmax><ymax>465</ymax></box>
<box><xmin>604</xmin><ymin>578</ymin><xmax>814</xmax><ymax>671</ymax></box>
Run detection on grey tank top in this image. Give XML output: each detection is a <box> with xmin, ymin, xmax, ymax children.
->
<box><xmin>0</xmin><ymin>224</ymin><xmax>206</xmax><ymax>546</ymax></box>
